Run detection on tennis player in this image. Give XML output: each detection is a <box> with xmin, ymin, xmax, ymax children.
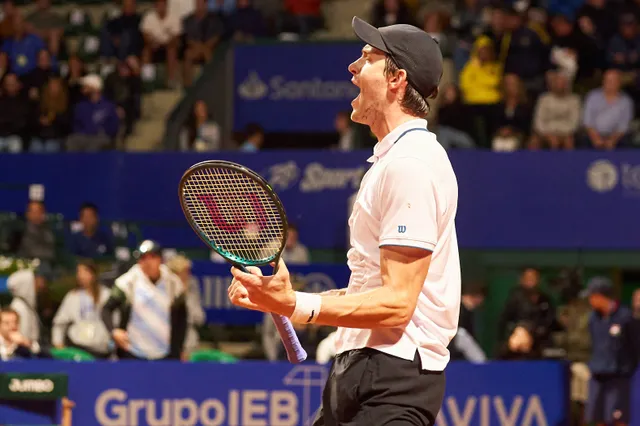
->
<box><xmin>229</xmin><ymin>16</ymin><xmax>460</xmax><ymax>425</ymax></box>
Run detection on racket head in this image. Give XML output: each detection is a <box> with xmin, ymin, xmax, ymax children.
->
<box><xmin>179</xmin><ymin>160</ymin><xmax>289</xmax><ymax>267</ymax></box>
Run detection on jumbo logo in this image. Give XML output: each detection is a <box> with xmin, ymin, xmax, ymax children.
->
<box><xmin>8</xmin><ymin>378</ymin><xmax>54</xmax><ymax>393</ymax></box>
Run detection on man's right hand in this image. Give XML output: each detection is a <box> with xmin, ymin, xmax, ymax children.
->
<box><xmin>112</xmin><ymin>329</ymin><xmax>130</xmax><ymax>350</ymax></box>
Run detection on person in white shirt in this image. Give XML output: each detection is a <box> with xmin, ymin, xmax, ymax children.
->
<box><xmin>228</xmin><ymin>16</ymin><xmax>460</xmax><ymax>425</ymax></box>
<box><xmin>0</xmin><ymin>308</ymin><xmax>43</xmax><ymax>360</ymax></box>
<box><xmin>140</xmin><ymin>0</ymin><xmax>182</xmax><ymax>85</ymax></box>
<box><xmin>6</xmin><ymin>263</ymin><xmax>51</xmax><ymax>344</ymax></box>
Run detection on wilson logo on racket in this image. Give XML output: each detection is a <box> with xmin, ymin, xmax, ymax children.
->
<box><xmin>197</xmin><ymin>194</ymin><xmax>267</xmax><ymax>233</ymax></box>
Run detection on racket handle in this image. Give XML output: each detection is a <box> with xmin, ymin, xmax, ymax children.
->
<box><xmin>236</xmin><ymin>265</ymin><xmax>308</xmax><ymax>364</ymax></box>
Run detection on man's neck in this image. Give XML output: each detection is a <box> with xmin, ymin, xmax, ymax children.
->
<box><xmin>370</xmin><ymin>110</ymin><xmax>420</xmax><ymax>142</ymax></box>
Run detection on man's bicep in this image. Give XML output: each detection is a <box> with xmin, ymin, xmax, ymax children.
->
<box><xmin>380</xmin><ymin>245</ymin><xmax>431</xmax><ymax>305</ymax></box>
<box><xmin>378</xmin><ymin>158</ymin><xmax>438</xmax><ymax>251</ymax></box>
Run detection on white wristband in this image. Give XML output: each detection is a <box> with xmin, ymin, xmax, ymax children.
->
<box><xmin>290</xmin><ymin>292</ymin><xmax>322</xmax><ymax>324</ymax></box>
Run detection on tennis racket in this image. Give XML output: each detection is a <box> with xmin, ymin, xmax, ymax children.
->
<box><xmin>178</xmin><ymin>160</ymin><xmax>307</xmax><ymax>364</ymax></box>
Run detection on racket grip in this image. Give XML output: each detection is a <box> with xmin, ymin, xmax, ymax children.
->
<box><xmin>271</xmin><ymin>313</ymin><xmax>307</xmax><ymax>364</ymax></box>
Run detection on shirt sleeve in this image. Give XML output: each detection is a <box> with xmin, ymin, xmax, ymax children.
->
<box><xmin>377</xmin><ymin>157</ymin><xmax>438</xmax><ymax>251</ymax></box>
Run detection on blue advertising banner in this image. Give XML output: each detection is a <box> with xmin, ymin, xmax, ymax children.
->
<box><xmin>233</xmin><ymin>43</ymin><xmax>362</xmax><ymax>132</ymax></box>
<box><xmin>192</xmin><ymin>261</ymin><xmax>350</xmax><ymax>324</ymax></box>
<box><xmin>0</xmin><ymin>360</ymin><xmax>573</xmax><ymax>426</ymax></box>
<box><xmin>1</xmin><ymin>151</ymin><xmax>640</xmax><ymax>250</ymax></box>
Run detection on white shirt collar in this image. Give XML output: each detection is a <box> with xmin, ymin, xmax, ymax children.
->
<box><xmin>368</xmin><ymin>119</ymin><xmax>429</xmax><ymax>163</ymax></box>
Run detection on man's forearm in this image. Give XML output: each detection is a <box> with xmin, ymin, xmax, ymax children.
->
<box><xmin>313</xmin><ymin>286</ymin><xmax>409</xmax><ymax>329</ymax></box>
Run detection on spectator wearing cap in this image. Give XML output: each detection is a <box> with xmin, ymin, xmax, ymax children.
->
<box><xmin>6</xmin><ymin>262</ymin><xmax>53</xmax><ymax>344</ymax></box>
<box><xmin>66</xmin><ymin>74</ymin><xmax>120</xmax><ymax>152</ymax></box>
<box><xmin>449</xmin><ymin>281</ymin><xmax>486</xmax><ymax>362</ymax></box>
<box><xmin>0</xmin><ymin>13</ymin><xmax>46</xmax><ymax>77</ymax></box>
<box><xmin>582</xmin><ymin>69</ymin><xmax>634</xmax><ymax>150</ymax></box>
<box><xmin>102</xmin><ymin>240</ymin><xmax>188</xmax><ymax>360</ymax></box>
<box><xmin>583</xmin><ymin>276</ymin><xmax>640</xmax><ymax>426</ymax></box>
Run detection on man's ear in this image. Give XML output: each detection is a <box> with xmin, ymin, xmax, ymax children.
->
<box><xmin>387</xmin><ymin>68</ymin><xmax>408</xmax><ymax>92</ymax></box>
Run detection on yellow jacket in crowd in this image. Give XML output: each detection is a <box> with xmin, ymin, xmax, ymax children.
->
<box><xmin>459</xmin><ymin>36</ymin><xmax>503</xmax><ymax>105</ymax></box>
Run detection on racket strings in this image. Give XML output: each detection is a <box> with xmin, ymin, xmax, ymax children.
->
<box><xmin>182</xmin><ymin>167</ymin><xmax>285</xmax><ymax>262</ymax></box>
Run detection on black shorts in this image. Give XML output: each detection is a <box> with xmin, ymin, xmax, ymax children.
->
<box><xmin>312</xmin><ymin>348</ymin><xmax>445</xmax><ymax>426</ymax></box>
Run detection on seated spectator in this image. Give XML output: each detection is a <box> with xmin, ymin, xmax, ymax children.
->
<box><xmin>68</xmin><ymin>203</ymin><xmax>114</xmax><ymax>259</ymax></box>
<box><xmin>166</xmin><ymin>255</ymin><xmax>205</xmax><ymax>360</ymax></box>
<box><xmin>549</xmin><ymin>13</ymin><xmax>600</xmax><ymax>84</ymax></box>
<box><xmin>530</xmin><ymin>70</ymin><xmax>581</xmax><ymax>150</ymax></box>
<box><xmin>66</xmin><ymin>75</ymin><xmax>120</xmax><ymax>152</ymax></box>
<box><xmin>459</xmin><ymin>36</ymin><xmax>503</xmax><ymax>147</ymax></box>
<box><xmin>23</xmin><ymin>49</ymin><xmax>59</xmax><ymax>100</ymax></box>
<box><xmin>24</xmin><ymin>0</ymin><xmax>65</xmax><ymax>57</ymax></box>
<box><xmin>436</xmin><ymin>84</ymin><xmax>475</xmax><ymax>150</ymax></box>
<box><xmin>281</xmin><ymin>0</ymin><xmax>323</xmax><ymax>39</ymax></box>
<box><xmin>582</xmin><ymin>69</ymin><xmax>634</xmax><ymax>150</ymax></box>
<box><xmin>104</xmin><ymin>56</ymin><xmax>142</xmax><ymax>138</ymax></box>
<box><xmin>498</xmin><ymin>321</ymin><xmax>542</xmax><ymax>360</ymax></box>
<box><xmin>6</xmin><ymin>262</ymin><xmax>52</xmax><ymax>344</ymax></box>
<box><xmin>140</xmin><ymin>0</ymin><xmax>182</xmax><ymax>87</ymax></box>
<box><xmin>1</xmin><ymin>13</ymin><xmax>46</xmax><ymax>77</ymax></box>
<box><xmin>577</xmin><ymin>0</ymin><xmax>617</xmax><ymax>45</ymax></box>
<box><xmin>239</xmin><ymin>122</ymin><xmax>264</xmax><ymax>151</ymax></box>
<box><xmin>52</xmin><ymin>260</ymin><xmax>113</xmax><ymax>358</ymax></box>
<box><xmin>0</xmin><ymin>308</ymin><xmax>46</xmax><ymax>360</ymax></box>
<box><xmin>8</xmin><ymin>200</ymin><xmax>56</xmax><ymax>263</ymax></box>
<box><xmin>370</xmin><ymin>0</ymin><xmax>415</xmax><ymax>28</ymax></box>
<box><xmin>31</xmin><ymin>77</ymin><xmax>70</xmax><ymax>153</ymax></box>
<box><xmin>183</xmin><ymin>0</ymin><xmax>224</xmax><ymax>87</ymax></box>
<box><xmin>608</xmin><ymin>13</ymin><xmax>640</xmax><ymax>75</ymax></box>
<box><xmin>490</xmin><ymin>74</ymin><xmax>532</xmax><ymax>151</ymax></box>
<box><xmin>449</xmin><ymin>0</ymin><xmax>485</xmax><ymax>73</ymax></box>
<box><xmin>102</xmin><ymin>240</ymin><xmax>187</xmax><ymax>360</ymax></box>
<box><xmin>228</xmin><ymin>0</ymin><xmax>266</xmax><ymax>41</ymax></box>
<box><xmin>450</xmin><ymin>282</ymin><xmax>487</xmax><ymax>362</ymax></box>
<box><xmin>64</xmin><ymin>55</ymin><xmax>87</xmax><ymax>107</ymax></box>
<box><xmin>0</xmin><ymin>73</ymin><xmax>31</xmax><ymax>153</ymax></box>
<box><xmin>100</xmin><ymin>0</ymin><xmax>143</xmax><ymax>62</ymax></box>
<box><xmin>281</xmin><ymin>223</ymin><xmax>310</xmax><ymax>264</ymax></box>
<box><xmin>180</xmin><ymin>99</ymin><xmax>221</xmax><ymax>151</ymax></box>
<box><xmin>480</xmin><ymin>6</ymin><xmax>509</xmax><ymax>62</ymax></box>
<box><xmin>423</xmin><ymin>10</ymin><xmax>451</xmax><ymax>57</ymax></box>
<box><xmin>334</xmin><ymin>110</ymin><xmax>354</xmax><ymax>151</ymax></box>
<box><xmin>0</xmin><ymin>0</ymin><xmax>16</xmax><ymax>39</ymax></box>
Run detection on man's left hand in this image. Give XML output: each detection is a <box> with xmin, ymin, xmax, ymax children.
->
<box><xmin>228</xmin><ymin>258</ymin><xmax>296</xmax><ymax>317</ymax></box>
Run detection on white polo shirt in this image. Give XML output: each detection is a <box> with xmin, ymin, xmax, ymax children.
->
<box><xmin>334</xmin><ymin>118</ymin><xmax>461</xmax><ymax>371</ymax></box>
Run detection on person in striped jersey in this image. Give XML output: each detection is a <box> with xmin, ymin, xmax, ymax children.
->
<box><xmin>102</xmin><ymin>240</ymin><xmax>188</xmax><ymax>360</ymax></box>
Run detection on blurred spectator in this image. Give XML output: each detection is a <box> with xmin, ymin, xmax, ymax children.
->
<box><xmin>8</xmin><ymin>200</ymin><xmax>55</xmax><ymax>263</ymax></box>
<box><xmin>582</xmin><ymin>69</ymin><xmax>633</xmax><ymax>149</ymax></box>
<box><xmin>583</xmin><ymin>276</ymin><xmax>640</xmax><ymax>426</ymax></box>
<box><xmin>104</xmin><ymin>56</ymin><xmax>142</xmax><ymax>138</ymax></box>
<box><xmin>549</xmin><ymin>13</ymin><xmax>600</xmax><ymax>83</ymax></box>
<box><xmin>450</xmin><ymin>281</ymin><xmax>487</xmax><ymax>362</ymax></box>
<box><xmin>166</xmin><ymin>254</ymin><xmax>205</xmax><ymax>360</ymax></box>
<box><xmin>607</xmin><ymin>13</ymin><xmax>640</xmax><ymax>74</ymax></box>
<box><xmin>6</xmin><ymin>262</ymin><xmax>52</xmax><ymax>343</ymax></box>
<box><xmin>502</xmin><ymin>8</ymin><xmax>549</xmax><ymax>95</ymax></box>
<box><xmin>180</xmin><ymin>99</ymin><xmax>221</xmax><ymax>151</ymax></box>
<box><xmin>183</xmin><ymin>0</ymin><xmax>224</xmax><ymax>87</ymax></box>
<box><xmin>66</xmin><ymin>74</ymin><xmax>120</xmax><ymax>152</ymax></box>
<box><xmin>209</xmin><ymin>0</ymin><xmax>236</xmax><ymax>16</ymax></box>
<box><xmin>497</xmin><ymin>267</ymin><xmax>556</xmax><ymax>356</ymax></box>
<box><xmin>370</xmin><ymin>0</ymin><xmax>415</xmax><ymax>28</ymax></box>
<box><xmin>64</xmin><ymin>55</ymin><xmax>86</xmax><ymax>107</ymax></box>
<box><xmin>490</xmin><ymin>74</ymin><xmax>532</xmax><ymax>151</ymax></box>
<box><xmin>531</xmin><ymin>70</ymin><xmax>581</xmax><ymax>150</ymax></box>
<box><xmin>499</xmin><ymin>322</ymin><xmax>540</xmax><ymax>360</ymax></box>
<box><xmin>52</xmin><ymin>260</ymin><xmax>113</xmax><ymax>358</ymax></box>
<box><xmin>68</xmin><ymin>203</ymin><xmax>114</xmax><ymax>259</ymax></box>
<box><xmin>31</xmin><ymin>77</ymin><xmax>70</xmax><ymax>153</ymax></box>
<box><xmin>24</xmin><ymin>0</ymin><xmax>64</xmax><ymax>57</ymax></box>
<box><xmin>1</xmin><ymin>13</ymin><xmax>46</xmax><ymax>77</ymax></box>
<box><xmin>281</xmin><ymin>0</ymin><xmax>323</xmax><ymax>39</ymax></box>
<box><xmin>577</xmin><ymin>0</ymin><xmax>617</xmax><ymax>44</ymax></box>
<box><xmin>0</xmin><ymin>0</ymin><xmax>16</xmax><ymax>39</ymax></box>
<box><xmin>281</xmin><ymin>223</ymin><xmax>309</xmax><ymax>264</ymax></box>
<box><xmin>334</xmin><ymin>110</ymin><xmax>354</xmax><ymax>151</ymax></box>
<box><xmin>436</xmin><ymin>84</ymin><xmax>475</xmax><ymax>149</ymax></box>
<box><xmin>0</xmin><ymin>308</ymin><xmax>45</xmax><ymax>360</ymax></box>
<box><xmin>0</xmin><ymin>73</ymin><xmax>31</xmax><ymax>153</ymax></box>
<box><xmin>450</xmin><ymin>0</ymin><xmax>484</xmax><ymax>72</ymax></box>
<box><xmin>239</xmin><ymin>122</ymin><xmax>264</xmax><ymax>151</ymax></box>
<box><xmin>101</xmin><ymin>0</ymin><xmax>143</xmax><ymax>62</ymax></box>
<box><xmin>481</xmin><ymin>6</ymin><xmax>508</xmax><ymax>62</ymax></box>
<box><xmin>423</xmin><ymin>10</ymin><xmax>451</xmax><ymax>57</ymax></box>
<box><xmin>0</xmin><ymin>51</ymin><xmax>7</xmax><ymax>80</ymax></box>
<box><xmin>228</xmin><ymin>0</ymin><xmax>266</xmax><ymax>41</ymax></box>
<box><xmin>555</xmin><ymin>278</ymin><xmax>591</xmax><ymax>363</ymax></box>
<box><xmin>23</xmin><ymin>49</ymin><xmax>58</xmax><ymax>100</ymax></box>
<box><xmin>459</xmin><ymin>36</ymin><xmax>502</xmax><ymax>147</ymax></box>
<box><xmin>140</xmin><ymin>0</ymin><xmax>182</xmax><ymax>87</ymax></box>
<box><xmin>102</xmin><ymin>240</ymin><xmax>187</xmax><ymax>360</ymax></box>
<box><xmin>633</xmin><ymin>287</ymin><xmax>640</xmax><ymax>319</ymax></box>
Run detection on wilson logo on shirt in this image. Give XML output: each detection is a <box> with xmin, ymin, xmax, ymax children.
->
<box><xmin>398</xmin><ymin>225</ymin><xmax>407</xmax><ymax>234</ymax></box>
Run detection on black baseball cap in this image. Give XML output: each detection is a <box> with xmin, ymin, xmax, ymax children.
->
<box><xmin>352</xmin><ymin>16</ymin><xmax>443</xmax><ymax>99</ymax></box>
<box><xmin>134</xmin><ymin>239</ymin><xmax>163</xmax><ymax>259</ymax></box>
<box><xmin>580</xmin><ymin>276</ymin><xmax>614</xmax><ymax>298</ymax></box>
